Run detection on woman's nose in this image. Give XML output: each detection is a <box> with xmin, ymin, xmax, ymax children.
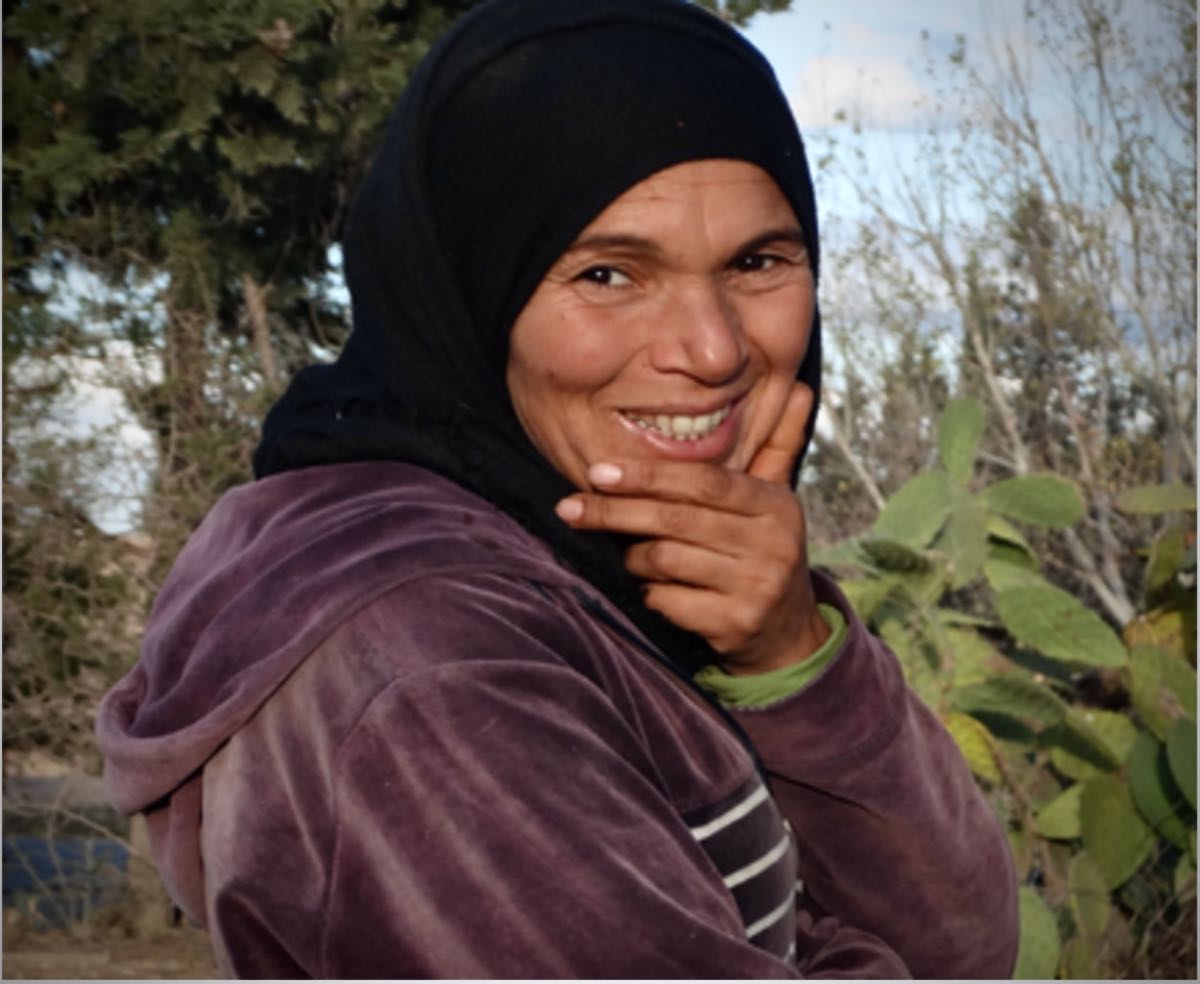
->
<box><xmin>649</xmin><ymin>280</ymin><xmax>748</xmax><ymax>384</ymax></box>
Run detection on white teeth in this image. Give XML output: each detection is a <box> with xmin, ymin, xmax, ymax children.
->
<box><xmin>672</xmin><ymin>414</ymin><xmax>696</xmax><ymax>436</ymax></box>
<box><xmin>626</xmin><ymin>405</ymin><xmax>731</xmax><ymax>441</ymax></box>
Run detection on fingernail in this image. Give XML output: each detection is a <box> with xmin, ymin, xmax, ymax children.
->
<box><xmin>555</xmin><ymin>497</ymin><xmax>584</xmax><ymax>521</ymax></box>
<box><xmin>589</xmin><ymin>462</ymin><xmax>622</xmax><ymax>486</ymax></box>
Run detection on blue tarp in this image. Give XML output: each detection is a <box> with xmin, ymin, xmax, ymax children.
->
<box><xmin>3</xmin><ymin>836</ymin><xmax>130</xmax><ymax>927</ymax></box>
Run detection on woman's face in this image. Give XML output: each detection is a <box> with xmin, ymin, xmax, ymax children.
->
<box><xmin>506</xmin><ymin>159</ymin><xmax>815</xmax><ymax>490</ymax></box>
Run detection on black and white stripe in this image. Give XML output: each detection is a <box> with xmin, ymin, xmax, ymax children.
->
<box><xmin>684</xmin><ymin>779</ymin><xmax>799</xmax><ymax>964</ymax></box>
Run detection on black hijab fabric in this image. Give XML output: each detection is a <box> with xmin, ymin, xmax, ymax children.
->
<box><xmin>253</xmin><ymin>0</ymin><xmax>821</xmax><ymax>677</ymax></box>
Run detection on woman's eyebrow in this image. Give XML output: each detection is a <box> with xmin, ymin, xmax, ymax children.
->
<box><xmin>562</xmin><ymin>232</ymin><xmax>664</xmax><ymax>257</ymax></box>
<box><xmin>563</xmin><ymin>227</ymin><xmax>806</xmax><ymax>259</ymax></box>
<box><xmin>734</xmin><ymin>227</ymin><xmax>807</xmax><ymax>257</ymax></box>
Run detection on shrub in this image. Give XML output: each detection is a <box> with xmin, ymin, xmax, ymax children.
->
<box><xmin>815</xmin><ymin>396</ymin><xmax>1197</xmax><ymax>979</ymax></box>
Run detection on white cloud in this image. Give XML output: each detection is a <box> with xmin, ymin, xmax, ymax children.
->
<box><xmin>789</xmin><ymin>53</ymin><xmax>928</xmax><ymax>129</ymax></box>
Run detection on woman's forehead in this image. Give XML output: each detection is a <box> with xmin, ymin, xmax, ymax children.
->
<box><xmin>567</xmin><ymin>160</ymin><xmax>801</xmax><ymax>246</ymax></box>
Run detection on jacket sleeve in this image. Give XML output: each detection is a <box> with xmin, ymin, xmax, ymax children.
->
<box><xmin>201</xmin><ymin>574</ymin><xmax>910</xmax><ymax>979</ymax></box>
<box><xmin>730</xmin><ymin>572</ymin><xmax>1020</xmax><ymax>980</ymax></box>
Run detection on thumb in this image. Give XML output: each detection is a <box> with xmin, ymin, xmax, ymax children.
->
<box><xmin>748</xmin><ymin>382</ymin><xmax>814</xmax><ymax>485</ymax></box>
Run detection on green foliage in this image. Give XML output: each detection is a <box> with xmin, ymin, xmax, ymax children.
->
<box><xmin>1068</xmin><ymin>853</ymin><xmax>1111</xmax><ymax>940</ymax></box>
<box><xmin>954</xmin><ymin>674</ymin><xmax>1068</xmax><ymax>725</ymax></box>
<box><xmin>1081</xmin><ymin>775</ymin><xmax>1155</xmax><ymax>889</ymax></box>
<box><xmin>1166</xmin><ymin>718</ymin><xmax>1197</xmax><ymax>811</ymax></box>
<box><xmin>944</xmin><ymin>710</ymin><xmax>1001</xmax><ymax>783</ymax></box>
<box><xmin>1128</xmin><ymin>732</ymin><xmax>1192</xmax><ymax>850</ymax></box>
<box><xmin>1116</xmin><ymin>484</ymin><xmax>1197</xmax><ymax>516</ymax></box>
<box><xmin>994</xmin><ymin>582</ymin><xmax>1127</xmax><ymax>668</ymax></box>
<box><xmin>694</xmin><ymin>0</ymin><xmax>791</xmax><ymax>25</ymax></box>
<box><xmin>939</xmin><ymin>487</ymin><xmax>989</xmax><ymax>587</ymax></box>
<box><xmin>857</xmin><ymin>536</ymin><xmax>933</xmax><ymax>574</ymax></box>
<box><xmin>938</xmin><ymin>395</ymin><xmax>985</xmax><ymax>486</ymax></box>
<box><xmin>2</xmin><ymin>440</ymin><xmax>153</xmax><ymax>767</ymax></box>
<box><xmin>826</xmin><ymin>398</ymin><xmax>1197</xmax><ymax>979</ymax></box>
<box><xmin>983</xmin><ymin>475</ymin><xmax>1086</xmax><ymax>528</ymax></box>
<box><xmin>4</xmin><ymin>0</ymin><xmax>478</xmax><ymax>359</ymax></box>
<box><xmin>1128</xmin><ymin>644</ymin><xmax>1197</xmax><ymax>740</ymax></box>
<box><xmin>1036</xmin><ymin>783</ymin><xmax>1083</xmax><ymax>839</ymax></box>
<box><xmin>1145</xmin><ymin>525</ymin><xmax>1190</xmax><ymax>594</ymax></box>
<box><xmin>1015</xmin><ymin>886</ymin><xmax>1061</xmax><ymax>979</ymax></box>
<box><xmin>872</xmin><ymin>470</ymin><xmax>952</xmax><ymax>546</ymax></box>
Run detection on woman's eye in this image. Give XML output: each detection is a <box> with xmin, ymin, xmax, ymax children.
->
<box><xmin>734</xmin><ymin>252</ymin><xmax>780</xmax><ymax>274</ymax></box>
<box><xmin>576</xmin><ymin>266</ymin><xmax>632</xmax><ymax>288</ymax></box>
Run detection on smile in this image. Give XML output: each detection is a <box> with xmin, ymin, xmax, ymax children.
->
<box><xmin>621</xmin><ymin>405</ymin><xmax>733</xmax><ymax>441</ymax></box>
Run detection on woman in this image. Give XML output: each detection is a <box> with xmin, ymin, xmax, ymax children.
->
<box><xmin>97</xmin><ymin>0</ymin><xmax>1019</xmax><ymax>976</ymax></box>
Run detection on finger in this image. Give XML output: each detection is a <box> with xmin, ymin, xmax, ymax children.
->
<box><xmin>555</xmin><ymin>492</ymin><xmax>746</xmax><ymax>554</ymax></box>
<box><xmin>640</xmin><ymin>582</ymin><xmax>735</xmax><ymax>649</ymax></box>
<box><xmin>747</xmin><ymin>382</ymin><xmax>814</xmax><ymax>485</ymax></box>
<box><xmin>581</xmin><ymin>458</ymin><xmax>776</xmax><ymax>517</ymax></box>
<box><xmin>646</xmin><ymin>577</ymin><xmax>828</xmax><ymax>667</ymax></box>
<box><xmin>624</xmin><ymin>538</ymin><xmax>740</xmax><ymax>588</ymax></box>
<box><xmin>641</xmin><ymin>582</ymin><xmax>766</xmax><ymax>656</ymax></box>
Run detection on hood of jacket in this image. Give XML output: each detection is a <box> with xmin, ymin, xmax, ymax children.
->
<box><xmin>95</xmin><ymin>461</ymin><xmax>585</xmax><ymax>915</ymax></box>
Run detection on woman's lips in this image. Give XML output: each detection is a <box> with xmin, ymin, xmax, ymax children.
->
<box><xmin>621</xmin><ymin>404</ymin><xmax>732</xmax><ymax>440</ymax></box>
<box><xmin>616</xmin><ymin>398</ymin><xmax>743</xmax><ymax>460</ymax></box>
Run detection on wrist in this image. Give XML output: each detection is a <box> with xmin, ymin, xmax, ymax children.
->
<box><xmin>694</xmin><ymin>603</ymin><xmax>847</xmax><ymax>708</ymax></box>
<box><xmin>723</xmin><ymin>606</ymin><xmax>831</xmax><ymax>676</ymax></box>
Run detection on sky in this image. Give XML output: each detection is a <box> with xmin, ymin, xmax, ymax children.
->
<box><xmin>746</xmin><ymin>0</ymin><xmax>992</xmax><ymax>128</ymax></box>
<box><xmin>744</xmin><ymin>0</ymin><xmax>1182</xmax><ymax>213</ymax></box>
<box><xmin>743</xmin><ymin>0</ymin><xmax>1032</xmax><ymax>222</ymax></box>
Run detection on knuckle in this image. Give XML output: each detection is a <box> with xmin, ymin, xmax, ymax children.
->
<box><xmin>776</xmin><ymin>537</ymin><xmax>802</xmax><ymax>571</ymax></box>
<box><xmin>745</xmin><ymin>566</ymin><xmax>774</xmax><ymax>598</ymax></box>
<box><xmin>640</xmin><ymin>461</ymin><xmax>676</xmax><ymax>495</ymax></box>
<box><xmin>728</xmin><ymin>602</ymin><xmax>761</xmax><ymax>639</ymax></box>
<box><xmin>627</xmin><ymin>541</ymin><xmax>663</xmax><ymax>578</ymax></box>
<box><xmin>646</xmin><ymin>539</ymin><xmax>675</xmax><ymax>574</ymax></box>
<box><xmin>744</xmin><ymin>552</ymin><xmax>780</xmax><ymax>587</ymax></box>
<box><xmin>622</xmin><ymin>459</ymin><xmax>650</xmax><ymax>489</ymax></box>
<box><xmin>697</xmin><ymin>466</ymin><xmax>734</xmax><ymax>501</ymax></box>
<box><xmin>592</xmin><ymin>495</ymin><xmax>617</xmax><ymax>526</ymax></box>
<box><xmin>623</xmin><ymin>543</ymin><xmax>647</xmax><ymax>576</ymax></box>
<box><xmin>765</xmin><ymin>577</ymin><xmax>790</xmax><ymax>611</ymax></box>
<box><xmin>766</xmin><ymin>487</ymin><xmax>800</xmax><ymax>520</ymax></box>
<box><xmin>642</xmin><ymin>582</ymin><xmax>669</xmax><ymax>615</ymax></box>
<box><xmin>656</xmin><ymin>501</ymin><xmax>693</xmax><ymax>537</ymax></box>
<box><xmin>757</xmin><ymin>513</ymin><xmax>802</xmax><ymax>563</ymax></box>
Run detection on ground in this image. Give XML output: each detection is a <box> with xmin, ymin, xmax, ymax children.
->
<box><xmin>3</xmin><ymin>914</ymin><xmax>218</xmax><ymax>979</ymax></box>
<box><xmin>2</xmin><ymin>756</ymin><xmax>219</xmax><ymax>979</ymax></box>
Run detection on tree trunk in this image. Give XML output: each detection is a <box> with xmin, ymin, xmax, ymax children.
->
<box><xmin>243</xmin><ymin>273</ymin><xmax>280</xmax><ymax>394</ymax></box>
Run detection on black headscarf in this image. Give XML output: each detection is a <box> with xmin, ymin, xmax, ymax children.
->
<box><xmin>254</xmin><ymin>0</ymin><xmax>820</xmax><ymax>677</ymax></box>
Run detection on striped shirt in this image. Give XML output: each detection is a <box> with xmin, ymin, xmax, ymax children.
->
<box><xmin>685</xmin><ymin>778</ymin><xmax>800</xmax><ymax>964</ymax></box>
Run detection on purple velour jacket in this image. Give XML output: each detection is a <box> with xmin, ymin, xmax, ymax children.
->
<box><xmin>96</xmin><ymin>461</ymin><xmax>1018</xmax><ymax>978</ymax></box>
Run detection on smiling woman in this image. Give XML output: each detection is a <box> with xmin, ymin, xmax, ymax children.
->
<box><xmin>95</xmin><ymin>0</ymin><xmax>1018</xmax><ymax>977</ymax></box>
<box><xmin>511</xmin><ymin>160</ymin><xmax>829</xmax><ymax>672</ymax></box>
<box><xmin>508</xmin><ymin>160</ymin><xmax>814</xmax><ymax>482</ymax></box>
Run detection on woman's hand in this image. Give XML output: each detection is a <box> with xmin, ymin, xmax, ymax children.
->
<box><xmin>555</xmin><ymin>383</ymin><xmax>828</xmax><ymax>674</ymax></box>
